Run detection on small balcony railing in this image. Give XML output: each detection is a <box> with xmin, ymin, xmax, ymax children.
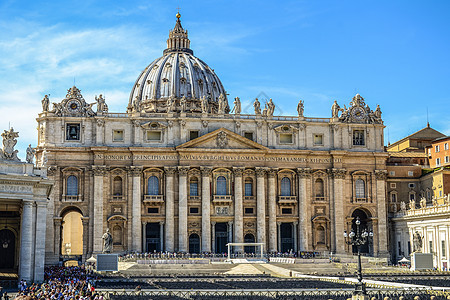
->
<box><xmin>144</xmin><ymin>195</ymin><xmax>164</xmax><ymax>205</ymax></box>
<box><xmin>351</xmin><ymin>198</ymin><xmax>369</xmax><ymax>204</ymax></box>
<box><xmin>111</xmin><ymin>195</ymin><xmax>125</xmax><ymax>201</ymax></box>
<box><xmin>278</xmin><ymin>196</ymin><xmax>297</xmax><ymax>205</ymax></box>
<box><xmin>63</xmin><ymin>195</ymin><xmax>82</xmax><ymax>202</ymax></box>
<box><xmin>213</xmin><ymin>195</ymin><xmax>233</xmax><ymax>204</ymax></box>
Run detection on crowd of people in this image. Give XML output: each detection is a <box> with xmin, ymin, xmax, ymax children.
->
<box><xmin>13</xmin><ymin>266</ymin><xmax>100</xmax><ymax>299</ymax></box>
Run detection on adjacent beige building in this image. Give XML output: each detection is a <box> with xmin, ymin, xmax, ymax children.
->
<box><xmin>35</xmin><ymin>14</ymin><xmax>389</xmax><ymax>264</ymax></box>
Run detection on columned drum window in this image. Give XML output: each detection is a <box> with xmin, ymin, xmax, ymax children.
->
<box><xmin>216</xmin><ymin>176</ymin><xmax>227</xmax><ymax>195</ymax></box>
<box><xmin>281</xmin><ymin>177</ymin><xmax>291</xmax><ymax>196</ymax></box>
<box><xmin>355</xmin><ymin>179</ymin><xmax>365</xmax><ymax>198</ymax></box>
<box><xmin>148</xmin><ymin>176</ymin><xmax>159</xmax><ymax>195</ymax></box>
<box><xmin>67</xmin><ymin>175</ymin><xmax>78</xmax><ymax>196</ymax></box>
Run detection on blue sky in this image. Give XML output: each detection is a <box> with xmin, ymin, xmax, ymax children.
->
<box><xmin>1</xmin><ymin>0</ymin><xmax>450</xmax><ymax>159</ymax></box>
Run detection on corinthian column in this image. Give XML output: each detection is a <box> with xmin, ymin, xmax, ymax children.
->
<box><xmin>331</xmin><ymin>168</ymin><xmax>346</xmax><ymax>254</ymax></box>
<box><xmin>375</xmin><ymin>170</ymin><xmax>388</xmax><ymax>256</ymax></box>
<box><xmin>268</xmin><ymin>168</ymin><xmax>277</xmax><ymax>252</ymax></box>
<box><xmin>178</xmin><ymin>166</ymin><xmax>189</xmax><ymax>252</ymax></box>
<box><xmin>256</xmin><ymin>168</ymin><xmax>266</xmax><ymax>247</ymax></box>
<box><xmin>164</xmin><ymin>167</ymin><xmax>176</xmax><ymax>252</ymax></box>
<box><xmin>93</xmin><ymin>166</ymin><xmax>107</xmax><ymax>253</ymax></box>
<box><xmin>201</xmin><ymin>167</ymin><xmax>212</xmax><ymax>252</ymax></box>
<box><xmin>233</xmin><ymin>167</ymin><xmax>244</xmax><ymax>247</ymax></box>
<box><xmin>297</xmin><ymin>168</ymin><xmax>311</xmax><ymax>251</ymax></box>
<box><xmin>34</xmin><ymin>202</ymin><xmax>47</xmax><ymax>282</ymax></box>
<box><xmin>130</xmin><ymin>166</ymin><xmax>142</xmax><ymax>252</ymax></box>
<box><xmin>19</xmin><ymin>200</ymin><xmax>34</xmax><ymax>282</ymax></box>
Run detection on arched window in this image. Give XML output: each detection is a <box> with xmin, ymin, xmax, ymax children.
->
<box><xmin>113</xmin><ymin>176</ymin><xmax>123</xmax><ymax>196</ymax></box>
<box><xmin>355</xmin><ymin>179</ymin><xmax>365</xmax><ymax>198</ymax></box>
<box><xmin>315</xmin><ymin>178</ymin><xmax>324</xmax><ymax>197</ymax></box>
<box><xmin>148</xmin><ymin>176</ymin><xmax>159</xmax><ymax>195</ymax></box>
<box><xmin>67</xmin><ymin>175</ymin><xmax>78</xmax><ymax>196</ymax></box>
<box><xmin>316</xmin><ymin>226</ymin><xmax>325</xmax><ymax>244</ymax></box>
<box><xmin>244</xmin><ymin>177</ymin><xmax>253</xmax><ymax>197</ymax></box>
<box><xmin>216</xmin><ymin>176</ymin><xmax>227</xmax><ymax>195</ymax></box>
<box><xmin>281</xmin><ymin>177</ymin><xmax>291</xmax><ymax>196</ymax></box>
<box><xmin>190</xmin><ymin>177</ymin><xmax>199</xmax><ymax>196</ymax></box>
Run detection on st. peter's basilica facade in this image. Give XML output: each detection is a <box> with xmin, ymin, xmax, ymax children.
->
<box><xmin>35</xmin><ymin>14</ymin><xmax>388</xmax><ymax>264</ymax></box>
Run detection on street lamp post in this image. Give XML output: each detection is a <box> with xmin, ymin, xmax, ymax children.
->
<box><xmin>343</xmin><ymin>217</ymin><xmax>373</xmax><ymax>300</ymax></box>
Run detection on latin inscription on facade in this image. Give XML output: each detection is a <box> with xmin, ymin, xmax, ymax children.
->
<box><xmin>94</xmin><ymin>153</ymin><xmax>341</xmax><ymax>164</ymax></box>
<box><xmin>0</xmin><ymin>184</ymin><xmax>33</xmax><ymax>193</ymax></box>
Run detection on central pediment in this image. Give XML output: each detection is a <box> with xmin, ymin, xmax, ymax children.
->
<box><xmin>176</xmin><ymin>128</ymin><xmax>268</xmax><ymax>151</ymax></box>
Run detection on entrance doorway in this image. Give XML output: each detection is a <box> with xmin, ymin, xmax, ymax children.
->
<box><xmin>146</xmin><ymin>223</ymin><xmax>161</xmax><ymax>252</ymax></box>
<box><xmin>189</xmin><ymin>234</ymin><xmax>200</xmax><ymax>254</ymax></box>
<box><xmin>351</xmin><ymin>209</ymin><xmax>371</xmax><ymax>254</ymax></box>
<box><xmin>0</xmin><ymin>229</ymin><xmax>15</xmax><ymax>269</ymax></box>
<box><xmin>215</xmin><ymin>223</ymin><xmax>228</xmax><ymax>254</ymax></box>
<box><xmin>61</xmin><ymin>210</ymin><xmax>83</xmax><ymax>256</ymax></box>
<box><xmin>280</xmin><ymin>223</ymin><xmax>294</xmax><ymax>253</ymax></box>
<box><xmin>244</xmin><ymin>234</ymin><xmax>256</xmax><ymax>254</ymax></box>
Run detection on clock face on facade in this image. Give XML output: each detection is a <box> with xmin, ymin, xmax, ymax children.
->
<box><xmin>351</xmin><ymin>107</ymin><xmax>366</xmax><ymax>121</ymax></box>
<box><xmin>67</xmin><ymin>99</ymin><xmax>81</xmax><ymax>113</ymax></box>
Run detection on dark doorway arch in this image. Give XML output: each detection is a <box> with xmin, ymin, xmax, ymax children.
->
<box><xmin>215</xmin><ymin>223</ymin><xmax>228</xmax><ymax>253</ymax></box>
<box><xmin>145</xmin><ymin>223</ymin><xmax>161</xmax><ymax>252</ymax></box>
<box><xmin>189</xmin><ymin>233</ymin><xmax>200</xmax><ymax>254</ymax></box>
<box><xmin>351</xmin><ymin>209</ymin><xmax>371</xmax><ymax>254</ymax></box>
<box><xmin>0</xmin><ymin>229</ymin><xmax>15</xmax><ymax>269</ymax></box>
<box><xmin>280</xmin><ymin>223</ymin><xmax>294</xmax><ymax>253</ymax></box>
<box><xmin>244</xmin><ymin>233</ymin><xmax>256</xmax><ymax>254</ymax></box>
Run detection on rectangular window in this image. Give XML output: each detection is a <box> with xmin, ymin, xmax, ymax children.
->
<box><xmin>281</xmin><ymin>207</ymin><xmax>293</xmax><ymax>215</ymax></box>
<box><xmin>430</xmin><ymin>241</ymin><xmax>433</xmax><ymax>253</ymax></box>
<box><xmin>389</xmin><ymin>171</ymin><xmax>395</xmax><ymax>176</ymax></box>
<box><xmin>391</xmin><ymin>193</ymin><xmax>397</xmax><ymax>202</ymax></box>
<box><xmin>436</xmin><ymin>158</ymin><xmax>441</xmax><ymax>166</ymax></box>
<box><xmin>66</xmin><ymin>124</ymin><xmax>80</xmax><ymax>141</ymax></box>
<box><xmin>189</xmin><ymin>207</ymin><xmax>199</xmax><ymax>214</ymax></box>
<box><xmin>408</xmin><ymin>171</ymin><xmax>414</xmax><ymax>176</ymax></box>
<box><xmin>146</xmin><ymin>131</ymin><xmax>161</xmax><ymax>141</ymax></box>
<box><xmin>442</xmin><ymin>241</ymin><xmax>446</xmax><ymax>257</ymax></box>
<box><xmin>244</xmin><ymin>132</ymin><xmax>254</xmax><ymax>141</ymax></box>
<box><xmin>398</xmin><ymin>241</ymin><xmax>402</xmax><ymax>256</ymax></box>
<box><xmin>244</xmin><ymin>207</ymin><xmax>254</xmax><ymax>214</ymax></box>
<box><xmin>390</xmin><ymin>183</ymin><xmax>396</xmax><ymax>188</ymax></box>
<box><xmin>244</xmin><ymin>183</ymin><xmax>253</xmax><ymax>196</ymax></box>
<box><xmin>408</xmin><ymin>183</ymin><xmax>415</xmax><ymax>188</ymax></box>
<box><xmin>148</xmin><ymin>207</ymin><xmax>159</xmax><ymax>214</ymax></box>
<box><xmin>353</xmin><ymin>130</ymin><xmax>365</xmax><ymax>146</ymax></box>
<box><xmin>314</xmin><ymin>134</ymin><xmax>323</xmax><ymax>145</ymax></box>
<box><xmin>189</xmin><ymin>182</ymin><xmax>198</xmax><ymax>196</ymax></box>
<box><xmin>428</xmin><ymin>148</ymin><xmax>432</xmax><ymax>156</ymax></box>
<box><xmin>189</xmin><ymin>130</ymin><xmax>199</xmax><ymax>140</ymax></box>
<box><xmin>446</xmin><ymin>156</ymin><xmax>449</xmax><ymax>163</ymax></box>
<box><xmin>409</xmin><ymin>193</ymin><xmax>415</xmax><ymax>201</ymax></box>
<box><xmin>445</xmin><ymin>143</ymin><xmax>449</xmax><ymax>150</ymax></box>
<box><xmin>436</xmin><ymin>145</ymin><xmax>440</xmax><ymax>152</ymax></box>
<box><xmin>280</xmin><ymin>133</ymin><xmax>293</xmax><ymax>144</ymax></box>
<box><xmin>113</xmin><ymin>130</ymin><xmax>124</xmax><ymax>141</ymax></box>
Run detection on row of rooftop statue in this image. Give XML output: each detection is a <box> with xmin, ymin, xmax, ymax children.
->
<box><xmin>40</xmin><ymin>87</ymin><xmax>382</xmax><ymax>123</ymax></box>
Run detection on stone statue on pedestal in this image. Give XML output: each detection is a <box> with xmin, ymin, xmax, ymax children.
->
<box><xmin>102</xmin><ymin>228</ymin><xmax>112</xmax><ymax>253</ymax></box>
<box><xmin>267</xmin><ymin>98</ymin><xmax>275</xmax><ymax>117</ymax></box>
<box><xmin>413</xmin><ymin>231</ymin><xmax>422</xmax><ymax>252</ymax></box>
<box><xmin>26</xmin><ymin>144</ymin><xmax>35</xmax><ymax>164</ymax></box>
<box><xmin>41</xmin><ymin>95</ymin><xmax>49</xmax><ymax>112</ymax></box>
<box><xmin>297</xmin><ymin>100</ymin><xmax>304</xmax><ymax>117</ymax></box>
<box><xmin>0</xmin><ymin>128</ymin><xmax>20</xmax><ymax>161</ymax></box>
<box><xmin>253</xmin><ymin>98</ymin><xmax>261</xmax><ymax>115</ymax></box>
<box><xmin>231</xmin><ymin>97</ymin><xmax>241</xmax><ymax>114</ymax></box>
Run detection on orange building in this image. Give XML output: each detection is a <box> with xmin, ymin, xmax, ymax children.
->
<box><xmin>427</xmin><ymin>136</ymin><xmax>450</xmax><ymax>168</ymax></box>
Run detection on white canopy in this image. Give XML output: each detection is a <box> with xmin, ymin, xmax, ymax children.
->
<box><xmin>399</xmin><ymin>257</ymin><xmax>410</xmax><ymax>263</ymax></box>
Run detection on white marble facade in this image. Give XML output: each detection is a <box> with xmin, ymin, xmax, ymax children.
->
<box><xmin>35</xmin><ymin>14</ymin><xmax>389</xmax><ymax>264</ymax></box>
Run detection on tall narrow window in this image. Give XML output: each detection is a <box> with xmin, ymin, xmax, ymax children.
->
<box><xmin>315</xmin><ymin>178</ymin><xmax>324</xmax><ymax>197</ymax></box>
<box><xmin>147</xmin><ymin>176</ymin><xmax>159</xmax><ymax>195</ymax></box>
<box><xmin>353</xmin><ymin>130</ymin><xmax>365</xmax><ymax>146</ymax></box>
<box><xmin>113</xmin><ymin>176</ymin><xmax>123</xmax><ymax>196</ymax></box>
<box><xmin>355</xmin><ymin>179</ymin><xmax>365</xmax><ymax>198</ymax></box>
<box><xmin>67</xmin><ymin>175</ymin><xmax>78</xmax><ymax>196</ymax></box>
<box><xmin>190</xmin><ymin>177</ymin><xmax>199</xmax><ymax>196</ymax></box>
<box><xmin>316</xmin><ymin>226</ymin><xmax>325</xmax><ymax>244</ymax></box>
<box><xmin>281</xmin><ymin>177</ymin><xmax>291</xmax><ymax>196</ymax></box>
<box><xmin>216</xmin><ymin>176</ymin><xmax>227</xmax><ymax>195</ymax></box>
<box><xmin>244</xmin><ymin>178</ymin><xmax>253</xmax><ymax>196</ymax></box>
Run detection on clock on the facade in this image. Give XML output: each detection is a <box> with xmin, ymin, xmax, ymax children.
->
<box><xmin>66</xmin><ymin>99</ymin><xmax>81</xmax><ymax>113</ymax></box>
<box><xmin>351</xmin><ymin>107</ymin><xmax>366</xmax><ymax>122</ymax></box>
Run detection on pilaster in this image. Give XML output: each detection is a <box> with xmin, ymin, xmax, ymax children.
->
<box><xmin>330</xmin><ymin>168</ymin><xmax>346</xmax><ymax>254</ymax></box>
<box><xmin>256</xmin><ymin>167</ymin><xmax>267</xmax><ymax>246</ymax></box>
<box><xmin>297</xmin><ymin>168</ymin><xmax>311</xmax><ymax>251</ymax></box>
<box><xmin>178</xmin><ymin>166</ymin><xmax>189</xmax><ymax>252</ymax></box>
<box><xmin>268</xmin><ymin>168</ymin><xmax>277</xmax><ymax>252</ymax></box>
<box><xmin>375</xmin><ymin>169</ymin><xmax>388</xmax><ymax>256</ymax></box>
<box><xmin>130</xmin><ymin>166</ymin><xmax>142</xmax><ymax>252</ymax></box>
<box><xmin>19</xmin><ymin>200</ymin><xmax>34</xmax><ymax>282</ymax></box>
<box><xmin>92</xmin><ymin>166</ymin><xmax>107</xmax><ymax>253</ymax></box>
<box><xmin>33</xmin><ymin>202</ymin><xmax>47</xmax><ymax>282</ymax></box>
<box><xmin>233</xmin><ymin>167</ymin><xmax>244</xmax><ymax>247</ymax></box>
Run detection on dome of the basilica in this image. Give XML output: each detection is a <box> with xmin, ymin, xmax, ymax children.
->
<box><xmin>128</xmin><ymin>14</ymin><xmax>229</xmax><ymax>114</ymax></box>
